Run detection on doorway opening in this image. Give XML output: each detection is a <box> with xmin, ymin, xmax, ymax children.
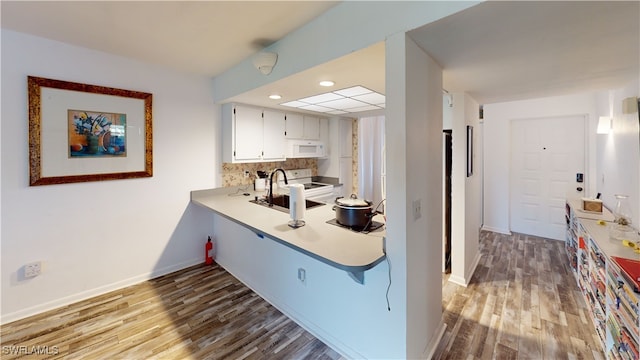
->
<box><xmin>443</xmin><ymin>129</ymin><xmax>452</xmax><ymax>273</ymax></box>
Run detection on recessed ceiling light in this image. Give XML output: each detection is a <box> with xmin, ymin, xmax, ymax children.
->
<box><xmin>319</xmin><ymin>80</ymin><xmax>335</xmax><ymax>87</ymax></box>
<box><xmin>269</xmin><ymin>94</ymin><xmax>282</xmax><ymax>100</ymax></box>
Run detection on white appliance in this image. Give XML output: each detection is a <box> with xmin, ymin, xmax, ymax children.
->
<box><xmin>276</xmin><ymin>168</ymin><xmax>334</xmax><ymax>202</ymax></box>
<box><xmin>287</xmin><ymin>140</ymin><xmax>325</xmax><ymax>158</ymax></box>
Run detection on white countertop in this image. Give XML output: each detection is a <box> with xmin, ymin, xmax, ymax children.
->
<box><xmin>191</xmin><ymin>186</ymin><xmax>386</xmax><ymax>272</ymax></box>
<box><xmin>580</xmin><ymin>218</ymin><xmax>639</xmax><ymax>260</ymax></box>
<box><xmin>568</xmin><ymin>199</ymin><xmax>638</xmax><ymax>260</ymax></box>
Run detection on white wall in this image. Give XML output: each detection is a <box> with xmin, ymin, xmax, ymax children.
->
<box><xmin>212</xmin><ymin>214</ymin><xmax>395</xmax><ymax>359</ymax></box>
<box><xmin>213</xmin><ymin>1</ymin><xmax>479</xmax><ymax>103</ymax></box>
<box><xmin>483</xmin><ymin>92</ymin><xmax>599</xmax><ymax>234</ymax></box>
<box><xmin>1</xmin><ymin>30</ymin><xmax>218</xmax><ymax>323</ymax></box>
<box><xmin>449</xmin><ymin>93</ymin><xmax>482</xmax><ymax>286</ymax></box>
<box><xmin>386</xmin><ymin>32</ymin><xmax>444</xmax><ymax>358</ymax></box>
<box><xmin>595</xmin><ymin>80</ymin><xmax>640</xmax><ymax>227</ymax></box>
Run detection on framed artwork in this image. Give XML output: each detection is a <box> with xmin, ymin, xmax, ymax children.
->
<box><xmin>28</xmin><ymin>76</ymin><xmax>153</xmax><ymax>185</ymax></box>
<box><xmin>466</xmin><ymin>125</ymin><xmax>473</xmax><ymax>177</ymax></box>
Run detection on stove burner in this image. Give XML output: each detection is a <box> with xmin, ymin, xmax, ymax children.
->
<box><xmin>326</xmin><ymin>218</ymin><xmax>385</xmax><ymax>233</ymax></box>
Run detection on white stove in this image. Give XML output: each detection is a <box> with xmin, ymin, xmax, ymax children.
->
<box><xmin>276</xmin><ymin>169</ymin><xmax>334</xmax><ymax>201</ymax></box>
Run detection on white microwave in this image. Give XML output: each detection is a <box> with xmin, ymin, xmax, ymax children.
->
<box><xmin>288</xmin><ymin>140</ymin><xmax>325</xmax><ymax>158</ymax></box>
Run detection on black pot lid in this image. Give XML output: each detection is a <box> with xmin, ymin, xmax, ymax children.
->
<box><xmin>335</xmin><ymin>195</ymin><xmax>370</xmax><ymax>207</ymax></box>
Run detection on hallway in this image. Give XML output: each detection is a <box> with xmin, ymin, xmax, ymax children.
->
<box><xmin>434</xmin><ymin>231</ymin><xmax>602</xmax><ymax>359</ymax></box>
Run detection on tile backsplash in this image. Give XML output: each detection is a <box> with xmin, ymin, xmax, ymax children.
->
<box><xmin>222</xmin><ymin>158</ymin><xmax>318</xmax><ymax>187</ymax></box>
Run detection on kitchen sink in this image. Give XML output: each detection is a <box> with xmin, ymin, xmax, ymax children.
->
<box><xmin>250</xmin><ymin>194</ymin><xmax>325</xmax><ymax>213</ymax></box>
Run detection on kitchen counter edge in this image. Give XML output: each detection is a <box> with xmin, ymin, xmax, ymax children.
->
<box><xmin>190</xmin><ymin>187</ymin><xmax>386</xmax><ymax>274</ymax></box>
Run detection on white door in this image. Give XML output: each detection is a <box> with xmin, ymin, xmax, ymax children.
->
<box><xmin>510</xmin><ymin>115</ymin><xmax>586</xmax><ymax>240</ymax></box>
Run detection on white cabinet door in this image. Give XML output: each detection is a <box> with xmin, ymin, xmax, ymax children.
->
<box><xmin>234</xmin><ymin>105</ymin><xmax>263</xmax><ymax>162</ymax></box>
<box><xmin>339</xmin><ymin>119</ymin><xmax>353</xmax><ymax>157</ymax></box>
<box><xmin>319</xmin><ymin>118</ymin><xmax>329</xmax><ymax>156</ymax></box>
<box><xmin>339</xmin><ymin>157</ymin><xmax>353</xmax><ymax>197</ymax></box>
<box><xmin>303</xmin><ymin>115</ymin><xmax>320</xmax><ymax>140</ymax></box>
<box><xmin>263</xmin><ymin>110</ymin><xmax>286</xmax><ymax>161</ymax></box>
<box><xmin>285</xmin><ymin>113</ymin><xmax>304</xmax><ymax>139</ymax></box>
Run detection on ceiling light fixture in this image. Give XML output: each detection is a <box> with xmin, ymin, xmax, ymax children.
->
<box><xmin>319</xmin><ymin>80</ymin><xmax>335</xmax><ymax>87</ymax></box>
<box><xmin>269</xmin><ymin>94</ymin><xmax>282</xmax><ymax>100</ymax></box>
<box><xmin>281</xmin><ymin>85</ymin><xmax>385</xmax><ymax>114</ymax></box>
<box><xmin>252</xmin><ymin>51</ymin><xmax>278</xmax><ymax>75</ymax></box>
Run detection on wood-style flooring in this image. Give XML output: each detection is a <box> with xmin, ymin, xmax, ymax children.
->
<box><xmin>0</xmin><ymin>264</ymin><xmax>343</xmax><ymax>360</ymax></box>
<box><xmin>433</xmin><ymin>231</ymin><xmax>604</xmax><ymax>360</ymax></box>
<box><xmin>1</xmin><ymin>231</ymin><xmax>603</xmax><ymax>359</ymax></box>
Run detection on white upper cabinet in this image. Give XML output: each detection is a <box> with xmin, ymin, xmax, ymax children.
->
<box><xmin>285</xmin><ymin>113</ymin><xmax>304</xmax><ymax>139</ymax></box>
<box><xmin>262</xmin><ymin>109</ymin><xmax>287</xmax><ymax>161</ymax></box>
<box><xmin>223</xmin><ymin>103</ymin><xmax>329</xmax><ymax>163</ymax></box>
<box><xmin>222</xmin><ymin>103</ymin><xmax>286</xmax><ymax>163</ymax></box>
<box><xmin>285</xmin><ymin>113</ymin><xmax>322</xmax><ymax>140</ymax></box>
<box><xmin>303</xmin><ymin>115</ymin><xmax>320</xmax><ymax>140</ymax></box>
<box><xmin>231</xmin><ymin>105</ymin><xmax>263</xmax><ymax>162</ymax></box>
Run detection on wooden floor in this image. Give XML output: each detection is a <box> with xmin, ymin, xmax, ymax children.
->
<box><xmin>0</xmin><ymin>264</ymin><xmax>343</xmax><ymax>360</ymax></box>
<box><xmin>433</xmin><ymin>231</ymin><xmax>604</xmax><ymax>360</ymax></box>
<box><xmin>1</xmin><ymin>231</ymin><xmax>603</xmax><ymax>359</ymax></box>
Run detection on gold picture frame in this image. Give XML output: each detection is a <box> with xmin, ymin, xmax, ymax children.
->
<box><xmin>28</xmin><ymin>76</ymin><xmax>153</xmax><ymax>185</ymax></box>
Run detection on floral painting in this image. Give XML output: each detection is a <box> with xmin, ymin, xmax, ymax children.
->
<box><xmin>68</xmin><ymin>110</ymin><xmax>126</xmax><ymax>157</ymax></box>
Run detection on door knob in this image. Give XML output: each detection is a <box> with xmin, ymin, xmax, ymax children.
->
<box><xmin>577</xmin><ymin>187</ymin><xmax>583</xmax><ymax>192</ymax></box>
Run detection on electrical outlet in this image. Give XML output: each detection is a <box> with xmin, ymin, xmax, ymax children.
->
<box><xmin>24</xmin><ymin>261</ymin><xmax>41</xmax><ymax>278</ymax></box>
<box><xmin>412</xmin><ymin>199</ymin><xmax>422</xmax><ymax>220</ymax></box>
<box><xmin>243</xmin><ymin>170</ymin><xmax>250</xmax><ymax>178</ymax></box>
<box><xmin>297</xmin><ymin>268</ymin><xmax>306</xmax><ymax>284</ymax></box>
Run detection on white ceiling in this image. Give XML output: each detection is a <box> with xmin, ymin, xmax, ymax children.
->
<box><xmin>2</xmin><ymin>1</ymin><xmax>638</xmax><ymax>109</ymax></box>
<box><xmin>409</xmin><ymin>1</ymin><xmax>640</xmax><ymax>104</ymax></box>
<box><xmin>0</xmin><ymin>1</ymin><xmax>339</xmax><ymax>76</ymax></box>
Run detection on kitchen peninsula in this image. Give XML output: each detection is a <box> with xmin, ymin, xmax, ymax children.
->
<box><xmin>191</xmin><ymin>186</ymin><xmax>386</xmax><ymax>282</ymax></box>
<box><xmin>191</xmin><ymin>185</ymin><xmax>394</xmax><ymax>358</ymax></box>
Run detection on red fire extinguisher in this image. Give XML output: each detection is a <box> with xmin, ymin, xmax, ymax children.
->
<box><xmin>205</xmin><ymin>236</ymin><xmax>214</xmax><ymax>265</ymax></box>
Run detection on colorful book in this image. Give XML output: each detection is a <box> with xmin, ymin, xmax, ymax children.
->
<box><xmin>611</xmin><ymin>256</ymin><xmax>640</xmax><ymax>293</ymax></box>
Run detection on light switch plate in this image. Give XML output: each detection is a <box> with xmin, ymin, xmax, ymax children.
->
<box><xmin>412</xmin><ymin>199</ymin><xmax>422</xmax><ymax>220</ymax></box>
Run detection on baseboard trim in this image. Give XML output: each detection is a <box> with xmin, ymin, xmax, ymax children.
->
<box><xmin>467</xmin><ymin>251</ymin><xmax>482</xmax><ymax>281</ymax></box>
<box><xmin>1</xmin><ymin>258</ymin><xmax>202</xmax><ymax>325</ymax></box>
<box><xmin>423</xmin><ymin>320</ymin><xmax>447</xmax><ymax>359</ymax></box>
<box><xmin>214</xmin><ymin>257</ymin><xmax>363</xmax><ymax>360</ymax></box>
<box><xmin>481</xmin><ymin>225</ymin><xmax>511</xmax><ymax>235</ymax></box>
<box><xmin>448</xmin><ymin>250</ymin><xmax>481</xmax><ymax>287</ymax></box>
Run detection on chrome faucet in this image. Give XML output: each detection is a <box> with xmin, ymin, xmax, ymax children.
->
<box><xmin>269</xmin><ymin>168</ymin><xmax>288</xmax><ymax>206</ymax></box>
